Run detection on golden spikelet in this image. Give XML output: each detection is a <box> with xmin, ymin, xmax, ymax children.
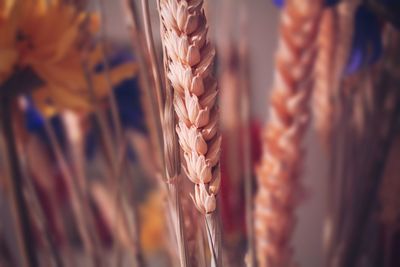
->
<box><xmin>159</xmin><ymin>0</ymin><xmax>222</xmax><ymax>264</ymax></box>
<box><xmin>254</xmin><ymin>1</ymin><xmax>323</xmax><ymax>266</ymax></box>
<box><xmin>160</xmin><ymin>0</ymin><xmax>220</xmax><ymax>222</ymax></box>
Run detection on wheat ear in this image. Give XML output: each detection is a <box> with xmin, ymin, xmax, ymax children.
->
<box><xmin>254</xmin><ymin>1</ymin><xmax>322</xmax><ymax>266</ymax></box>
<box><xmin>159</xmin><ymin>0</ymin><xmax>222</xmax><ymax>265</ymax></box>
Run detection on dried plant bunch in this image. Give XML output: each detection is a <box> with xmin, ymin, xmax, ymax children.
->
<box><xmin>326</xmin><ymin>28</ymin><xmax>400</xmax><ymax>267</ymax></box>
<box><xmin>160</xmin><ymin>0</ymin><xmax>221</xmax><ymax>215</ymax></box>
<box><xmin>254</xmin><ymin>1</ymin><xmax>322</xmax><ymax>266</ymax></box>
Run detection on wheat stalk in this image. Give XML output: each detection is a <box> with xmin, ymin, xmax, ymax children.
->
<box><xmin>125</xmin><ymin>0</ymin><xmax>192</xmax><ymax>265</ymax></box>
<box><xmin>159</xmin><ymin>0</ymin><xmax>222</xmax><ymax>265</ymax></box>
<box><xmin>180</xmin><ymin>183</ymin><xmax>203</xmax><ymax>266</ymax></box>
<box><xmin>313</xmin><ymin>8</ymin><xmax>342</xmax><ymax>264</ymax></box>
<box><xmin>324</xmin><ymin>2</ymin><xmax>360</xmax><ymax>264</ymax></box>
<box><xmin>317</xmin><ymin>0</ymin><xmax>359</xmax><ymax>152</ymax></box>
<box><xmin>254</xmin><ymin>1</ymin><xmax>322</xmax><ymax>266</ymax></box>
<box><xmin>238</xmin><ymin>28</ymin><xmax>255</xmax><ymax>267</ymax></box>
<box><xmin>0</xmin><ymin>97</ymin><xmax>38</xmax><ymax>267</ymax></box>
<box><xmin>43</xmin><ymin>115</ymin><xmax>104</xmax><ymax>264</ymax></box>
<box><xmin>313</xmin><ymin>8</ymin><xmax>337</xmax><ymax>150</ymax></box>
<box><xmin>124</xmin><ymin>0</ymin><xmax>165</xmax><ymax>177</ymax></box>
<box><xmin>18</xmin><ymin>146</ymin><xmax>64</xmax><ymax>267</ymax></box>
<box><xmin>328</xmin><ymin>27</ymin><xmax>400</xmax><ymax>267</ymax></box>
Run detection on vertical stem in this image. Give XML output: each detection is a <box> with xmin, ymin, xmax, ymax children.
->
<box><xmin>125</xmin><ymin>0</ymin><xmax>165</xmax><ymax>171</ymax></box>
<box><xmin>93</xmin><ymin>3</ymin><xmax>146</xmax><ymax>264</ymax></box>
<box><xmin>162</xmin><ymin>66</ymin><xmax>189</xmax><ymax>267</ymax></box>
<box><xmin>196</xmin><ymin>225</ymin><xmax>207</xmax><ymax>267</ymax></box>
<box><xmin>141</xmin><ymin>0</ymin><xmax>191</xmax><ymax>266</ymax></box>
<box><xmin>123</xmin><ymin>154</ymin><xmax>147</xmax><ymax>267</ymax></box>
<box><xmin>140</xmin><ymin>0</ymin><xmax>165</xmax><ymax>113</ymax></box>
<box><xmin>81</xmin><ymin>61</ymin><xmax>123</xmax><ymax>262</ymax></box>
<box><xmin>168</xmin><ymin>180</ymin><xmax>189</xmax><ymax>267</ymax></box>
<box><xmin>0</xmin><ymin>97</ymin><xmax>38</xmax><ymax>267</ymax></box>
<box><xmin>22</xmin><ymin>167</ymin><xmax>64</xmax><ymax>267</ymax></box>
<box><xmin>205</xmin><ymin>212</ymin><xmax>222</xmax><ymax>267</ymax></box>
<box><xmin>240</xmin><ymin>46</ymin><xmax>255</xmax><ymax>267</ymax></box>
<box><xmin>81</xmin><ymin>60</ymin><xmax>144</xmax><ymax>266</ymax></box>
<box><xmin>97</xmin><ymin>0</ymin><xmax>124</xmax><ymax>143</ymax></box>
<box><xmin>237</xmin><ymin>3</ymin><xmax>255</xmax><ymax>265</ymax></box>
<box><xmin>341</xmin><ymin>106</ymin><xmax>400</xmax><ymax>267</ymax></box>
<box><xmin>43</xmin><ymin>118</ymin><xmax>101</xmax><ymax>266</ymax></box>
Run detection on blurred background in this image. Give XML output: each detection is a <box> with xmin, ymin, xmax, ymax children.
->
<box><xmin>1</xmin><ymin>0</ymin><xmax>400</xmax><ymax>266</ymax></box>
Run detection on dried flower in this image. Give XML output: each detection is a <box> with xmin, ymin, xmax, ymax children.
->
<box><xmin>0</xmin><ymin>0</ymin><xmax>137</xmax><ymax>115</ymax></box>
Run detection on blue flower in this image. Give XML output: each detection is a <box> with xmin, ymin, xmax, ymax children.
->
<box><xmin>94</xmin><ymin>50</ymin><xmax>135</xmax><ymax>73</ymax></box>
<box><xmin>25</xmin><ymin>101</ymin><xmax>45</xmax><ymax>132</ymax></box>
<box><xmin>113</xmin><ymin>77</ymin><xmax>146</xmax><ymax>132</ymax></box>
<box><xmin>86</xmin><ymin>50</ymin><xmax>146</xmax><ymax>160</ymax></box>
<box><xmin>24</xmin><ymin>100</ymin><xmax>66</xmax><ymax>151</ymax></box>
<box><xmin>272</xmin><ymin>0</ymin><xmax>284</xmax><ymax>8</ymax></box>
<box><xmin>93</xmin><ymin>49</ymin><xmax>145</xmax><ymax>131</ymax></box>
<box><xmin>272</xmin><ymin>0</ymin><xmax>340</xmax><ymax>8</ymax></box>
<box><xmin>325</xmin><ymin>0</ymin><xmax>340</xmax><ymax>6</ymax></box>
<box><xmin>345</xmin><ymin>5</ymin><xmax>382</xmax><ymax>75</ymax></box>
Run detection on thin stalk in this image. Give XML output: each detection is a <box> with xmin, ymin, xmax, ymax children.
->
<box><xmin>81</xmin><ymin>60</ymin><xmax>143</xmax><ymax>267</ymax></box>
<box><xmin>162</xmin><ymin>71</ymin><xmax>189</xmax><ymax>266</ymax></box>
<box><xmin>97</xmin><ymin>0</ymin><xmax>124</xmax><ymax>142</ymax></box>
<box><xmin>0</xmin><ymin>98</ymin><xmax>38</xmax><ymax>267</ymax></box>
<box><xmin>94</xmin><ymin>3</ymin><xmax>146</xmax><ymax>264</ymax></box>
<box><xmin>97</xmin><ymin>23</ymin><xmax>145</xmax><ymax>267</ymax></box>
<box><xmin>113</xmin><ymin>139</ymin><xmax>145</xmax><ymax>267</ymax></box>
<box><xmin>22</xmin><ymin>164</ymin><xmax>64</xmax><ymax>267</ymax></box>
<box><xmin>167</xmin><ymin>179</ymin><xmax>189</xmax><ymax>267</ymax></box>
<box><xmin>125</xmin><ymin>0</ymin><xmax>165</xmax><ymax>173</ymax></box>
<box><xmin>164</xmin><ymin>200</ymin><xmax>180</xmax><ymax>267</ymax></box>
<box><xmin>42</xmin><ymin>118</ymin><xmax>101</xmax><ymax>266</ymax></box>
<box><xmin>155</xmin><ymin>1</ymin><xmax>190</xmax><ymax>267</ymax></box>
<box><xmin>205</xmin><ymin>213</ymin><xmax>222</xmax><ymax>267</ymax></box>
<box><xmin>239</xmin><ymin>30</ymin><xmax>255</xmax><ymax>267</ymax></box>
<box><xmin>81</xmin><ymin>61</ymin><xmax>120</xmax><ymax>220</ymax></box>
<box><xmin>59</xmin><ymin>111</ymin><xmax>107</xmax><ymax>266</ymax></box>
<box><xmin>140</xmin><ymin>0</ymin><xmax>165</xmax><ymax>113</ymax></box>
<box><xmin>13</xmin><ymin>109</ymin><xmax>63</xmax><ymax>267</ymax></box>
<box><xmin>196</xmin><ymin>224</ymin><xmax>207</xmax><ymax>267</ymax></box>
<box><xmin>81</xmin><ymin>61</ymin><xmax>119</xmax><ymax>180</ymax></box>
<box><xmin>341</xmin><ymin>83</ymin><xmax>400</xmax><ymax>267</ymax></box>
<box><xmin>123</xmin><ymin>153</ymin><xmax>147</xmax><ymax>267</ymax></box>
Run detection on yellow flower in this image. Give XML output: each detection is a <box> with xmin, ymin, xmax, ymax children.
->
<box><xmin>139</xmin><ymin>191</ymin><xmax>167</xmax><ymax>252</ymax></box>
<box><xmin>0</xmin><ymin>0</ymin><xmax>137</xmax><ymax>115</ymax></box>
<box><xmin>0</xmin><ymin>0</ymin><xmax>18</xmax><ymax>83</ymax></box>
<box><xmin>0</xmin><ymin>0</ymin><xmax>15</xmax><ymax>19</ymax></box>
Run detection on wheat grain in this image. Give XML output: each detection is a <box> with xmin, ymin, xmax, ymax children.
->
<box><xmin>159</xmin><ymin>0</ymin><xmax>222</xmax><ymax>264</ymax></box>
<box><xmin>254</xmin><ymin>1</ymin><xmax>322</xmax><ymax>266</ymax></box>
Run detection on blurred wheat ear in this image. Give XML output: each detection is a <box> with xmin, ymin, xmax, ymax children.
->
<box><xmin>254</xmin><ymin>1</ymin><xmax>323</xmax><ymax>266</ymax></box>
